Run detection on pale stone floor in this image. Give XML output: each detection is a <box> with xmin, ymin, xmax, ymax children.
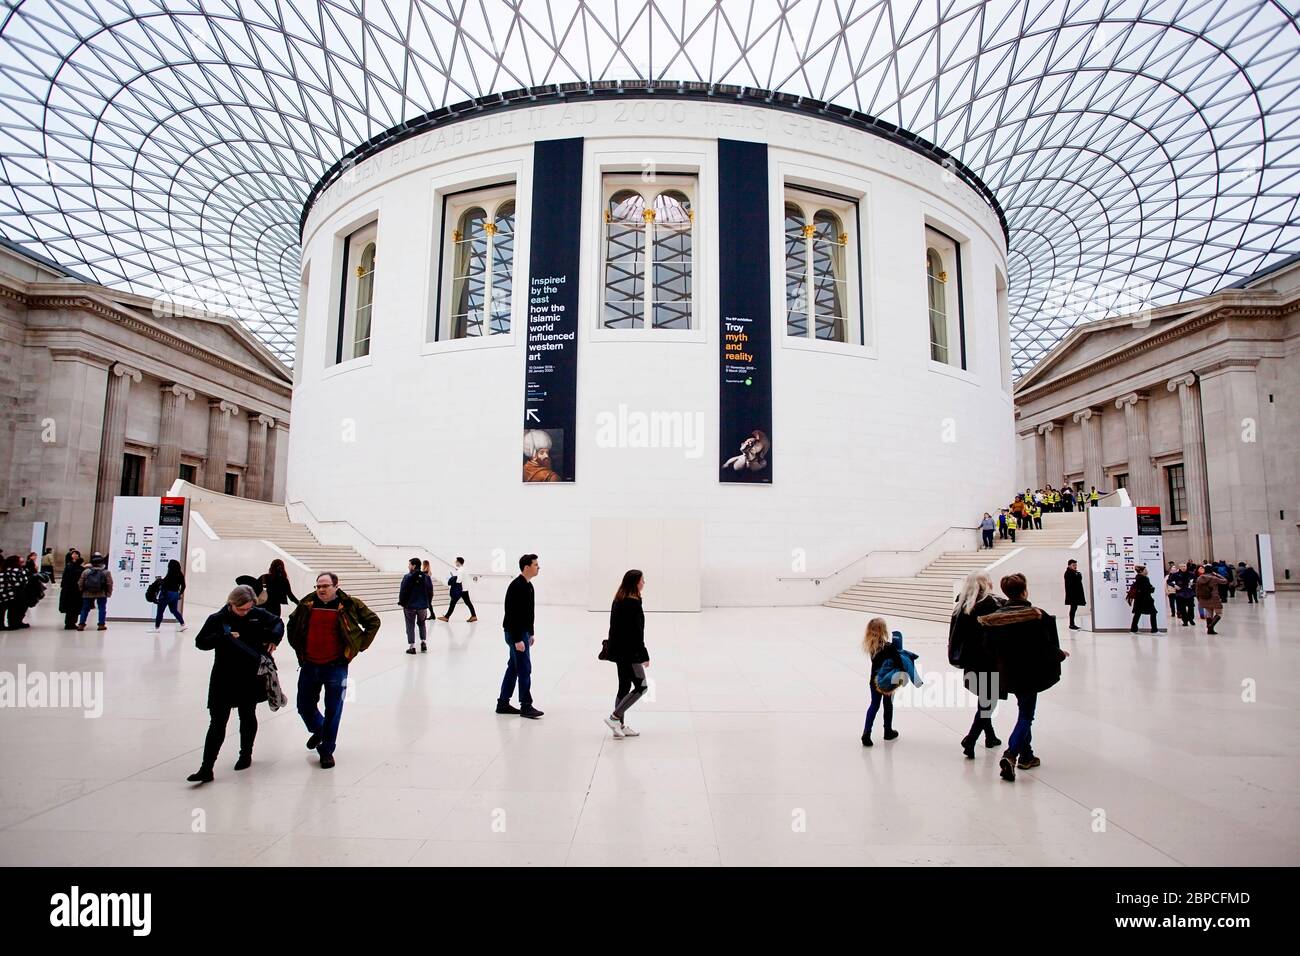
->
<box><xmin>0</xmin><ymin>590</ymin><xmax>1297</xmax><ymax>867</ymax></box>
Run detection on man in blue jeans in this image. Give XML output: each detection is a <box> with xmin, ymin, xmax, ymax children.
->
<box><xmin>287</xmin><ymin>571</ymin><xmax>381</xmax><ymax>768</ymax></box>
<box><xmin>977</xmin><ymin>573</ymin><xmax>1069</xmax><ymax>782</ymax></box>
<box><xmin>497</xmin><ymin>553</ymin><xmax>544</xmax><ymax>719</ymax></box>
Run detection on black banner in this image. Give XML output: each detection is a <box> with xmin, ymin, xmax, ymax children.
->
<box><xmin>522</xmin><ymin>137</ymin><xmax>583</xmax><ymax>483</ymax></box>
<box><xmin>717</xmin><ymin>139</ymin><xmax>773</xmax><ymax>483</ymax></box>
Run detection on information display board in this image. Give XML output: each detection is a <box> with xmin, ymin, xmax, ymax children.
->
<box><xmin>1087</xmin><ymin>505</ymin><xmax>1165</xmax><ymax>631</ymax></box>
<box><xmin>106</xmin><ymin>496</ymin><xmax>188</xmax><ymax>621</ymax></box>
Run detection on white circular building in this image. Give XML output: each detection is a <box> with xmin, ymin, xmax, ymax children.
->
<box><xmin>288</xmin><ymin>86</ymin><xmax>1014</xmax><ymax>607</ymax></box>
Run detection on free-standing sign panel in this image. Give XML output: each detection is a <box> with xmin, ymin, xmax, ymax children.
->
<box><xmin>1087</xmin><ymin>505</ymin><xmax>1165</xmax><ymax>631</ymax></box>
<box><xmin>717</xmin><ymin>139</ymin><xmax>773</xmax><ymax>483</ymax></box>
<box><xmin>107</xmin><ymin>496</ymin><xmax>189</xmax><ymax>621</ymax></box>
<box><xmin>521</xmin><ymin>137</ymin><xmax>583</xmax><ymax>483</ymax></box>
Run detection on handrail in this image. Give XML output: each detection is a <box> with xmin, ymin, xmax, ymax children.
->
<box><xmin>284</xmin><ymin>497</ymin><xmax>512</xmax><ymax>579</ymax></box>
<box><xmin>776</xmin><ymin>525</ymin><xmax>981</xmax><ymax>584</ymax></box>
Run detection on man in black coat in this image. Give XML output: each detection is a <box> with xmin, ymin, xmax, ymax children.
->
<box><xmin>1238</xmin><ymin>563</ymin><xmax>1261</xmax><ymax>603</ymax></box>
<box><xmin>1063</xmin><ymin>559</ymin><xmax>1087</xmax><ymax>630</ymax></box>
<box><xmin>979</xmin><ymin>573</ymin><xmax>1070</xmax><ymax>782</ymax></box>
<box><xmin>497</xmin><ymin>553</ymin><xmax>543</xmax><ymax>719</ymax></box>
<box><xmin>187</xmin><ymin>584</ymin><xmax>284</xmax><ymax>783</ymax></box>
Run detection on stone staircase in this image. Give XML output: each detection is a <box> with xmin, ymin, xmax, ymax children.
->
<box><xmin>189</xmin><ymin>491</ymin><xmax>448</xmax><ymax>613</ymax></box>
<box><xmin>827</xmin><ymin>511</ymin><xmax>1086</xmax><ymax>622</ymax></box>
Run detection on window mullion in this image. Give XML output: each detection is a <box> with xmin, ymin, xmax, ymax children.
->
<box><xmin>643</xmin><ymin>220</ymin><xmax>653</xmax><ymax>330</ymax></box>
<box><xmin>805</xmin><ymin>233</ymin><xmax>815</xmax><ymax>339</ymax></box>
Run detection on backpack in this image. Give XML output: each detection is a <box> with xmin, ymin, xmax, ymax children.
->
<box><xmin>145</xmin><ymin>577</ymin><xmax>162</xmax><ymax>604</ymax></box>
<box><xmin>82</xmin><ymin>567</ymin><xmax>107</xmax><ymax>592</ymax></box>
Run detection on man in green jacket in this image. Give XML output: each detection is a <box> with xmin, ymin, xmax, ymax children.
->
<box><xmin>287</xmin><ymin>571</ymin><xmax>381</xmax><ymax>769</ymax></box>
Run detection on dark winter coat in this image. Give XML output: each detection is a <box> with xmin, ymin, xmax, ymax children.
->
<box><xmin>58</xmin><ymin>558</ymin><xmax>85</xmax><ymax>614</ymax></box>
<box><xmin>195</xmin><ymin>606</ymin><xmax>284</xmax><ymax>709</ymax></box>
<box><xmin>948</xmin><ymin>593</ymin><xmax>1003</xmax><ymax>674</ymax></box>
<box><xmin>259</xmin><ymin>574</ymin><xmax>298</xmax><ymax>617</ymax></box>
<box><xmin>606</xmin><ymin>596</ymin><xmax>649</xmax><ymax>664</ymax></box>
<box><xmin>1194</xmin><ymin>572</ymin><xmax>1225</xmax><ymax>611</ymax></box>
<box><xmin>397</xmin><ymin>570</ymin><xmax>433</xmax><ymax>611</ymax></box>
<box><xmin>978</xmin><ymin>601</ymin><xmax>1066</xmax><ymax>698</ymax></box>
<box><xmin>1064</xmin><ymin>568</ymin><xmax>1086</xmax><ymax>606</ymax></box>
<box><xmin>1128</xmin><ymin>573</ymin><xmax>1157</xmax><ymax>615</ymax></box>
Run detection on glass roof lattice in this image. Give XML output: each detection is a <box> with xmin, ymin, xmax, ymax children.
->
<box><xmin>0</xmin><ymin>0</ymin><xmax>1297</xmax><ymax>375</ymax></box>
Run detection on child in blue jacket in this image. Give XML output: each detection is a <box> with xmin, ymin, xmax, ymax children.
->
<box><xmin>861</xmin><ymin>617</ymin><xmax>922</xmax><ymax>746</ymax></box>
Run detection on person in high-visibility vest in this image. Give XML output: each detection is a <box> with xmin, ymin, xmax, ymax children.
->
<box><xmin>1090</xmin><ymin>487</ymin><xmax>1100</xmax><ymax>507</ymax></box>
<box><xmin>1006</xmin><ymin>513</ymin><xmax>1018</xmax><ymax>543</ymax></box>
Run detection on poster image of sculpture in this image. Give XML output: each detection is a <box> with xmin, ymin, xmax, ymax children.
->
<box><xmin>721</xmin><ymin>428</ymin><xmax>770</xmax><ymax>481</ymax></box>
<box><xmin>523</xmin><ymin>428</ymin><xmax>566</xmax><ymax>483</ymax></box>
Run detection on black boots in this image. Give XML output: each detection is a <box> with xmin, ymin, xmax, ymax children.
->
<box><xmin>187</xmin><ymin>766</ymin><xmax>214</xmax><ymax>783</ymax></box>
<box><xmin>233</xmin><ymin>754</ymin><xmax>252</xmax><ymax>771</ymax></box>
<box><xmin>961</xmin><ymin>734</ymin><xmax>977</xmax><ymax>759</ymax></box>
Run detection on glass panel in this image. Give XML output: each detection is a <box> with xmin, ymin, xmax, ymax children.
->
<box><xmin>812</xmin><ymin>210</ymin><xmax>846</xmax><ymax>341</ymax></box>
<box><xmin>353</xmin><ymin>241</ymin><xmax>375</xmax><ymax>356</ymax></box>
<box><xmin>651</xmin><ymin>191</ymin><xmax>692</xmax><ymax>329</ymax></box>
<box><xmin>604</xmin><ymin>190</ymin><xmax>645</xmax><ymax>329</ymax></box>
<box><xmin>784</xmin><ymin>203</ymin><xmax>807</xmax><ymax>337</ymax></box>
<box><xmin>451</xmin><ymin>207</ymin><xmax>488</xmax><ymax>337</ymax></box>
<box><xmin>927</xmin><ymin>247</ymin><xmax>948</xmax><ymax>363</ymax></box>
<box><xmin>490</xmin><ymin>201</ymin><xmax>515</xmax><ymax>334</ymax></box>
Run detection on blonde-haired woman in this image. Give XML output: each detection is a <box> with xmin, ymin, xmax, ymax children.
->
<box><xmin>861</xmin><ymin>617</ymin><xmax>902</xmax><ymax>747</ymax></box>
<box><xmin>948</xmin><ymin>571</ymin><xmax>1004</xmax><ymax>758</ymax></box>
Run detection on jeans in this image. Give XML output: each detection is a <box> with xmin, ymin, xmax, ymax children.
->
<box><xmin>296</xmin><ymin>662</ymin><xmax>349</xmax><ymax>756</ymax></box>
<box><xmin>78</xmin><ymin>596</ymin><xmax>107</xmax><ymax>626</ymax></box>
<box><xmin>863</xmin><ymin>685</ymin><xmax>893</xmax><ymax>736</ymax></box>
<box><xmin>202</xmin><ymin>703</ymin><xmax>257</xmax><ymax>768</ymax></box>
<box><xmin>1006</xmin><ymin>691</ymin><xmax>1037</xmax><ymax>759</ymax></box>
<box><xmin>403</xmin><ymin>607</ymin><xmax>428</xmax><ymax>644</ymax></box>
<box><xmin>154</xmin><ymin>590</ymin><xmax>184</xmax><ymax>627</ymax></box>
<box><xmin>613</xmin><ymin>661</ymin><xmax>648</xmax><ymax>719</ymax></box>
<box><xmin>499</xmin><ymin>631</ymin><xmax>533</xmax><ymax>706</ymax></box>
<box><xmin>982</xmin><ymin>530</ymin><xmax>994</xmax><ymax>549</ymax></box>
<box><xmin>445</xmin><ymin>590</ymin><xmax>477</xmax><ymax>618</ymax></box>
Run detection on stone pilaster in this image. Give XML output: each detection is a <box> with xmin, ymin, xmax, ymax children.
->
<box><xmin>263</xmin><ymin>422</ymin><xmax>283</xmax><ymax>503</ymax></box>
<box><xmin>153</xmin><ymin>383</ymin><xmax>195</xmax><ymax>495</ymax></box>
<box><xmin>1038</xmin><ymin>421</ymin><xmax>1064</xmax><ymax>488</ymax></box>
<box><xmin>92</xmin><ymin>362</ymin><xmax>142</xmax><ymax>552</ymax></box>
<box><xmin>1197</xmin><ymin>358</ymin><xmax>1269</xmax><ymax>567</ymax></box>
<box><xmin>1115</xmin><ymin>392</ymin><xmax>1156</xmax><ymax>506</ymax></box>
<box><xmin>1034</xmin><ymin>427</ymin><xmax>1048</xmax><ymax>488</ymax></box>
<box><xmin>1073</xmin><ymin>407</ymin><xmax>1104</xmax><ymax>493</ymax></box>
<box><xmin>245</xmin><ymin>414</ymin><xmax>273</xmax><ymax>501</ymax></box>
<box><xmin>1167</xmin><ymin>374</ymin><xmax>1212</xmax><ymax>561</ymax></box>
<box><xmin>204</xmin><ymin>399</ymin><xmax>239</xmax><ymax>492</ymax></box>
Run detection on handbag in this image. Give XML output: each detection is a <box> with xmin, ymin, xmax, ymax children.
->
<box><xmin>598</xmin><ymin>639</ymin><xmax>609</xmax><ymax>661</ymax></box>
<box><xmin>145</xmin><ymin>577</ymin><xmax>162</xmax><ymax>604</ymax></box>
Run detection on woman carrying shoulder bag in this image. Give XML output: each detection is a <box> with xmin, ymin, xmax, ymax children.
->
<box><xmin>602</xmin><ymin>569</ymin><xmax>649</xmax><ymax>739</ymax></box>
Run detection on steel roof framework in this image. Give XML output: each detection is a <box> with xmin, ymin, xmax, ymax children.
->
<box><xmin>0</xmin><ymin>0</ymin><xmax>1296</xmax><ymax>375</ymax></box>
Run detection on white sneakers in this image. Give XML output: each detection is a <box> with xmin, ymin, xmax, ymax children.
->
<box><xmin>603</xmin><ymin>715</ymin><xmax>625</xmax><ymax>738</ymax></box>
<box><xmin>619</xmin><ymin>723</ymin><xmax>639</xmax><ymax>737</ymax></box>
<box><xmin>178</xmin><ymin>624</ymin><xmax>187</xmax><ymax>632</ymax></box>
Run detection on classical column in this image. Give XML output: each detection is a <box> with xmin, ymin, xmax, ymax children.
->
<box><xmin>1167</xmin><ymin>374</ymin><xmax>1212</xmax><ymax>561</ymax></box>
<box><xmin>244</xmin><ymin>414</ymin><xmax>273</xmax><ymax>501</ymax></box>
<box><xmin>92</xmin><ymin>362</ymin><xmax>142</xmax><ymax>552</ymax></box>
<box><xmin>204</xmin><ymin>399</ymin><xmax>239</xmax><ymax>492</ymax></box>
<box><xmin>1073</xmin><ymin>408</ymin><xmax>1104</xmax><ymax>492</ymax></box>
<box><xmin>153</xmin><ymin>383</ymin><xmax>195</xmax><ymax>495</ymax></box>
<box><xmin>1115</xmin><ymin>392</ymin><xmax>1156</xmax><ymax>506</ymax></box>
<box><xmin>1038</xmin><ymin>421</ymin><xmax>1064</xmax><ymax>488</ymax></box>
<box><xmin>1197</xmin><ymin>358</ymin><xmax>1268</xmax><ymax>568</ymax></box>
<box><xmin>1034</xmin><ymin>427</ymin><xmax>1048</xmax><ymax>488</ymax></box>
<box><xmin>263</xmin><ymin>421</ymin><xmax>282</xmax><ymax>503</ymax></box>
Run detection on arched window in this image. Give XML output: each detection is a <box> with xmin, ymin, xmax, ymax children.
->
<box><xmin>927</xmin><ymin>247</ymin><xmax>948</xmax><ymax>363</ymax></box>
<box><xmin>925</xmin><ymin>224</ymin><xmax>965</xmax><ymax>367</ymax></box>
<box><xmin>442</xmin><ymin>185</ymin><xmax>517</xmax><ymax>340</ymax></box>
<box><xmin>353</xmin><ymin>241</ymin><xmax>375</xmax><ymax>357</ymax></box>
<box><xmin>602</xmin><ymin>177</ymin><xmax>696</xmax><ymax>330</ymax></box>
<box><xmin>784</xmin><ymin>190</ymin><xmax>854</xmax><ymax>343</ymax></box>
<box><xmin>335</xmin><ymin>219</ymin><xmax>377</xmax><ymax>364</ymax></box>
